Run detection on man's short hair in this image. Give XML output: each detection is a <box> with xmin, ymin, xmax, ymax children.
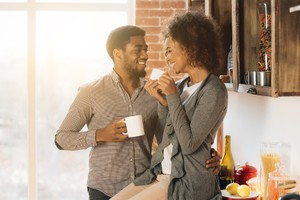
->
<box><xmin>106</xmin><ymin>25</ymin><xmax>146</xmax><ymax>61</ymax></box>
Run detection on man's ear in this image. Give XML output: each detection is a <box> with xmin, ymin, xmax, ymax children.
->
<box><xmin>113</xmin><ymin>49</ymin><xmax>122</xmax><ymax>60</ymax></box>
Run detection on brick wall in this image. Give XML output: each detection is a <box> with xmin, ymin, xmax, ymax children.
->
<box><xmin>135</xmin><ymin>0</ymin><xmax>187</xmax><ymax>77</ymax></box>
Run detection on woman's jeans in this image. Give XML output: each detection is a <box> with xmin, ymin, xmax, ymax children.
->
<box><xmin>88</xmin><ymin>187</ymin><xmax>110</xmax><ymax>200</ymax></box>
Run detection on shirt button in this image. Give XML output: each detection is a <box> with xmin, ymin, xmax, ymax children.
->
<box><xmin>130</xmin><ymin>158</ymin><xmax>133</xmax><ymax>161</ymax></box>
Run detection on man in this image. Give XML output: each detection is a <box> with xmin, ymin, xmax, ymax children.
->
<box><xmin>55</xmin><ymin>25</ymin><xmax>220</xmax><ymax>200</ymax></box>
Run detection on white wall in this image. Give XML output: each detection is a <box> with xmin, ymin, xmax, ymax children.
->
<box><xmin>222</xmin><ymin>91</ymin><xmax>300</xmax><ymax>177</ymax></box>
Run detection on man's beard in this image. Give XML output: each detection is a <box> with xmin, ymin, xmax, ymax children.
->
<box><xmin>124</xmin><ymin>63</ymin><xmax>146</xmax><ymax>78</ymax></box>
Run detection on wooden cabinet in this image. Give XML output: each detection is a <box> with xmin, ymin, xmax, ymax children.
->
<box><xmin>232</xmin><ymin>0</ymin><xmax>300</xmax><ymax>97</ymax></box>
<box><xmin>271</xmin><ymin>0</ymin><xmax>300</xmax><ymax>96</ymax></box>
<box><xmin>189</xmin><ymin>0</ymin><xmax>300</xmax><ymax>97</ymax></box>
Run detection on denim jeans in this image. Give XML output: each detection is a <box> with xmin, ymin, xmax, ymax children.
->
<box><xmin>88</xmin><ymin>187</ymin><xmax>110</xmax><ymax>200</ymax></box>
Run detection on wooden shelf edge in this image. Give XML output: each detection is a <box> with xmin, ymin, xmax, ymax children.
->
<box><xmin>237</xmin><ymin>84</ymin><xmax>273</xmax><ymax>97</ymax></box>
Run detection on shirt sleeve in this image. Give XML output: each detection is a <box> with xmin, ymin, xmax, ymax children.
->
<box><xmin>55</xmin><ymin>85</ymin><xmax>97</xmax><ymax>150</ymax></box>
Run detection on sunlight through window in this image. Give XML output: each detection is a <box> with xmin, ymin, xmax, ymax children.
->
<box><xmin>0</xmin><ymin>11</ymin><xmax>27</xmax><ymax>200</ymax></box>
<box><xmin>0</xmin><ymin>1</ymin><xmax>133</xmax><ymax>199</ymax></box>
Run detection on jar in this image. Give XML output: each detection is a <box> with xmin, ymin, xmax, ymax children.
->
<box><xmin>257</xmin><ymin>0</ymin><xmax>272</xmax><ymax>71</ymax></box>
<box><xmin>235</xmin><ymin>162</ymin><xmax>258</xmax><ymax>185</ymax></box>
<box><xmin>267</xmin><ymin>163</ymin><xmax>289</xmax><ymax>200</ymax></box>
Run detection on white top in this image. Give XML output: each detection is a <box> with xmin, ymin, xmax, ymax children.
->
<box><xmin>161</xmin><ymin>81</ymin><xmax>202</xmax><ymax>174</ymax></box>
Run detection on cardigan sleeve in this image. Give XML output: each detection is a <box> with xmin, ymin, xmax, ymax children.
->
<box><xmin>166</xmin><ymin>76</ymin><xmax>228</xmax><ymax>155</ymax></box>
<box><xmin>154</xmin><ymin>102</ymin><xmax>169</xmax><ymax>144</ymax></box>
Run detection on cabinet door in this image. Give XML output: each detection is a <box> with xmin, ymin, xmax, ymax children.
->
<box><xmin>191</xmin><ymin>0</ymin><xmax>300</xmax><ymax>96</ymax></box>
<box><xmin>232</xmin><ymin>0</ymin><xmax>300</xmax><ymax>97</ymax></box>
<box><xmin>272</xmin><ymin>0</ymin><xmax>300</xmax><ymax>96</ymax></box>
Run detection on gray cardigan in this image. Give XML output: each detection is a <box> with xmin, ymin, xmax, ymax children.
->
<box><xmin>134</xmin><ymin>73</ymin><xmax>228</xmax><ymax>200</ymax></box>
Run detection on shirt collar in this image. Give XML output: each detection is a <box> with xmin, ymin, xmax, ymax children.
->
<box><xmin>110</xmin><ymin>69</ymin><xmax>146</xmax><ymax>88</ymax></box>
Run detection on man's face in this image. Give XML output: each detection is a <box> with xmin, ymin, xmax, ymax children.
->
<box><xmin>121</xmin><ymin>36</ymin><xmax>148</xmax><ymax>78</ymax></box>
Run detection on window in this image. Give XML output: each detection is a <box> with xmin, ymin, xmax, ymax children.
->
<box><xmin>0</xmin><ymin>1</ymin><xmax>133</xmax><ymax>199</ymax></box>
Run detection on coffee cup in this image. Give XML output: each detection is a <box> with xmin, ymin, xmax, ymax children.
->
<box><xmin>123</xmin><ymin>115</ymin><xmax>145</xmax><ymax>138</ymax></box>
<box><xmin>149</xmin><ymin>68</ymin><xmax>164</xmax><ymax>80</ymax></box>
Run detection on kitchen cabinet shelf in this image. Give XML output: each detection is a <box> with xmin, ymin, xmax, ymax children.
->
<box><xmin>189</xmin><ymin>0</ymin><xmax>300</xmax><ymax>97</ymax></box>
<box><xmin>237</xmin><ymin>84</ymin><xmax>272</xmax><ymax>96</ymax></box>
<box><xmin>232</xmin><ymin>0</ymin><xmax>300</xmax><ymax>97</ymax></box>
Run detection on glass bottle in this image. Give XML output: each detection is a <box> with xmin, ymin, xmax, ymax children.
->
<box><xmin>257</xmin><ymin>0</ymin><xmax>272</xmax><ymax>71</ymax></box>
<box><xmin>227</xmin><ymin>45</ymin><xmax>233</xmax><ymax>83</ymax></box>
<box><xmin>219</xmin><ymin>135</ymin><xmax>235</xmax><ymax>190</ymax></box>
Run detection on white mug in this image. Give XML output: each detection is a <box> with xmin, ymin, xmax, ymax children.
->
<box><xmin>149</xmin><ymin>68</ymin><xmax>164</xmax><ymax>80</ymax></box>
<box><xmin>123</xmin><ymin>115</ymin><xmax>145</xmax><ymax>138</ymax></box>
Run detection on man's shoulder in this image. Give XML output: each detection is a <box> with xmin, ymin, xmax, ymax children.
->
<box><xmin>79</xmin><ymin>74</ymin><xmax>112</xmax><ymax>90</ymax></box>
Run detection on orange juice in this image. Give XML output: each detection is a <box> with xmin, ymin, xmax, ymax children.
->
<box><xmin>261</xmin><ymin>153</ymin><xmax>281</xmax><ymax>199</ymax></box>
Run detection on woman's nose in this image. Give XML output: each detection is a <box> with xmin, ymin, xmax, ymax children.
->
<box><xmin>165</xmin><ymin>55</ymin><xmax>170</xmax><ymax>65</ymax></box>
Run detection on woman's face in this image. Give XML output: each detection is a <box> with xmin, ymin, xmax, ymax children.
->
<box><xmin>164</xmin><ymin>37</ymin><xmax>189</xmax><ymax>74</ymax></box>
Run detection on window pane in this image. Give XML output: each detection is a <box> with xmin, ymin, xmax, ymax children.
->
<box><xmin>36</xmin><ymin>11</ymin><xmax>127</xmax><ymax>199</ymax></box>
<box><xmin>0</xmin><ymin>0</ymin><xmax>26</xmax><ymax>2</ymax></box>
<box><xmin>0</xmin><ymin>11</ymin><xmax>28</xmax><ymax>200</ymax></box>
<box><xmin>37</xmin><ymin>0</ymin><xmax>127</xmax><ymax>3</ymax></box>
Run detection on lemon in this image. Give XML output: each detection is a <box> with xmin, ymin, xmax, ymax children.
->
<box><xmin>225</xmin><ymin>182</ymin><xmax>239</xmax><ymax>195</ymax></box>
<box><xmin>237</xmin><ymin>184</ymin><xmax>251</xmax><ymax>197</ymax></box>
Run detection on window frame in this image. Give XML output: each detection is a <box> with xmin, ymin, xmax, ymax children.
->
<box><xmin>0</xmin><ymin>1</ymin><xmax>134</xmax><ymax>199</ymax></box>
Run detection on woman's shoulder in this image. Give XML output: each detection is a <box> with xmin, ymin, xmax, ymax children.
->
<box><xmin>200</xmin><ymin>74</ymin><xmax>228</xmax><ymax>102</ymax></box>
<box><xmin>205</xmin><ymin>74</ymin><xmax>227</xmax><ymax>90</ymax></box>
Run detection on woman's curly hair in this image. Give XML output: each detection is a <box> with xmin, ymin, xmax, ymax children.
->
<box><xmin>164</xmin><ymin>11</ymin><xmax>225</xmax><ymax>75</ymax></box>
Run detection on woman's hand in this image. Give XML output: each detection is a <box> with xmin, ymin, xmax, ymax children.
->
<box><xmin>157</xmin><ymin>73</ymin><xmax>177</xmax><ymax>96</ymax></box>
<box><xmin>144</xmin><ymin>80</ymin><xmax>168</xmax><ymax>106</ymax></box>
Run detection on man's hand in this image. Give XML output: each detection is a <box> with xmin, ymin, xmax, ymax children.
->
<box><xmin>95</xmin><ymin>119</ymin><xmax>128</xmax><ymax>142</ymax></box>
<box><xmin>206</xmin><ymin>148</ymin><xmax>221</xmax><ymax>175</ymax></box>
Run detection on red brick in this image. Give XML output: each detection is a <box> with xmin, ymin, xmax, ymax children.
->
<box><xmin>136</xmin><ymin>18</ymin><xmax>159</xmax><ymax>26</ymax></box>
<box><xmin>147</xmin><ymin>60</ymin><xmax>166</xmax><ymax>68</ymax></box>
<box><xmin>160</xmin><ymin>52</ymin><xmax>166</xmax><ymax>60</ymax></box>
<box><xmin>161</xmin><ymin>1</ymin><xmax>186</xmax><ymax>9</ymax></box>
<box><xmin>147</xmin><ymin>52</ymin><xmax>160</xmax><ymax>60</ymax></box>
<box><xmin>149</xmin><ymin>10</ymin><xmax>174</xmax><ymax>17</ymax></box>
<box><xmin>148</xmin><ymin>43</ymin><xmax>163</xmax><ymax>51</ymax></box>
<box><xmin>142</xmin><ymin>26</ymin><xmax>162</xmax><ymax>35</ymax></box>
<box><xmin>136</xmin><ymin>1</ymin><xmax>159</xmax><ymax>9</ymax></box>
<box><xmin>135</xmin><ymin>0</ymin><xmax>186</xmax><ymax>77</ymax></box>
<box><xmin>145</xmin><ymin>35</ymin><xmax>160</xmax><ymax>43</ymax></box>
<box><xmin>136</xmin><ymin>10</ymin><xmax>151</xmax><ymax>18</ymax></box>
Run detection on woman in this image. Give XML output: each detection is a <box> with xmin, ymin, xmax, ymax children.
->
<box><xmin>111</xmin><ymin>11</ymin><xmax>228</xmax><ymax>200</ymax></box>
